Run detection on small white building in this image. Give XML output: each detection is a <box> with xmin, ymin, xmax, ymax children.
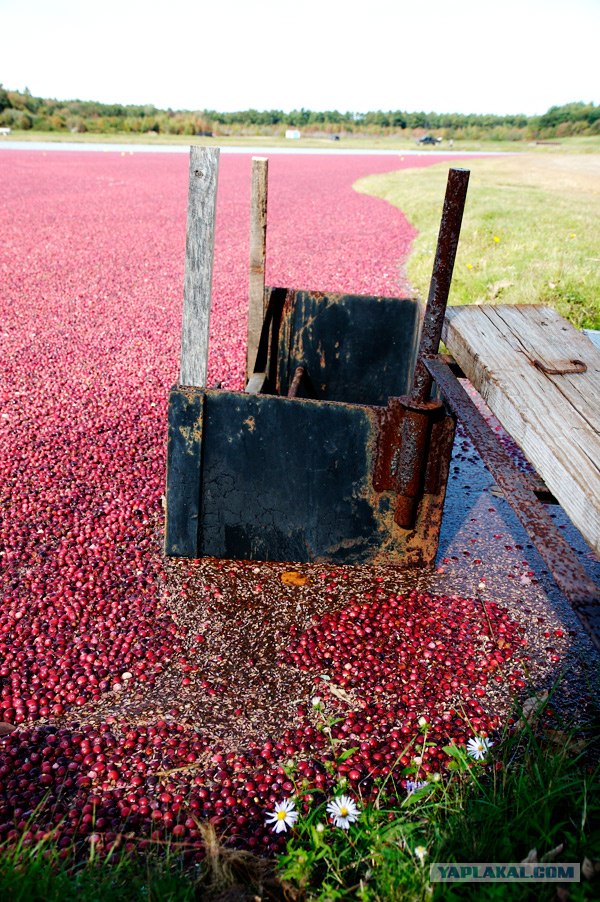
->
<box><xmin>0</xmin><ymin>127</ymin><xmax>11</xmax><ymax>136</ymax></box>
<box><xmin>285</xmin><ymin>129</ymin><xmax>301</xmax><ymax>140</ymax></box>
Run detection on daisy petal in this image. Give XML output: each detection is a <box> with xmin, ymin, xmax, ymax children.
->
<box><xmin>467</xmin><ymin>735</ymin><xmax>493</xmax><ymax>760</ymax></box>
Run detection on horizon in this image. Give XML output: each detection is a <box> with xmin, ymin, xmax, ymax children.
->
<box><xmin>4</xmin><ymin>84</ymin><xmax>594</xmax><ymax>121</ymax></box>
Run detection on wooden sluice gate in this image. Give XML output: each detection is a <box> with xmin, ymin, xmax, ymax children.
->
<box><xmin>164</xmin><ymin>147</ymin><xmax>599</xmax><ymax>649</ymax></box>
<box><xmin>165</xmin><ymin>150</ymin><xmax>467</xmax><ymax>566</ymax></box>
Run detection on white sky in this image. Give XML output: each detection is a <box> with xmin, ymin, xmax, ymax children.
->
<box><xmin>2</xmin><ymin>0</ymin><xmax>598</xmax><ymax>116</ymax></box>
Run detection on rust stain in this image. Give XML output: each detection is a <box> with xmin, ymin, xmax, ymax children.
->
<box><xmin>178</xmin><ymin>421</ymin><xmax>203</xmax><ymax>447</ymax></box>
<box><xmin>280</xmin><ymin>570</ymin><xmax>310</xmax><ymax>586</ymax></box>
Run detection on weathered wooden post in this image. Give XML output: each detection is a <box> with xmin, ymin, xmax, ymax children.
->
<box><xmin>179</xmin><ymin>146</ymin><xmax>220</xmax><ymax>387</ymax></box>
<box><xmin>246</xmin><ymin>157</ymin><xmax>269</xmax><ymax>382</ymax></box>
<box><xmin>165</xmin><ymin>147</ymin><xmax>219</xmax><ymax>557</ymax></box>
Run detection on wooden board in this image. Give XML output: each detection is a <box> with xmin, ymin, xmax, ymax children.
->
<box><xmin>180</xmin><ymin>146</ymin><xmax>219</xmax><ymax>387</ymax></box>
<box><xmin>443</xmin><ymin>304</ymin><xmax>600</xmax><ymax>555</ymax></box>
<box><xmin>247</xmin><ymin>157</ymin><xmax>268</xmax><ymax>381</ymax></box>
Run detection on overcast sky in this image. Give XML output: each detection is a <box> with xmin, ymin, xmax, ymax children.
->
<box><xmin>2</xmin><ymin>0</ymin><xmax>598</xmax><ymax>115</ymax></box>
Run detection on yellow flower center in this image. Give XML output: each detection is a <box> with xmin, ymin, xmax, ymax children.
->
<box><xmin>277</xmin><ymin>810</ymin><xmax>287</xmax><ymax>820</ymax></box>
<box><xmin>340</xmin><ymin>806</ymin><xmax>348</xmax><ymax>817</ymax></box>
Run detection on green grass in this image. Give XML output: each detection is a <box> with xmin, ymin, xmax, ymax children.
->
<box><xmin>355</xmin><ymin>154</ymin><xmax>600</xmax><ymax>330</ymax></box>
<box><xmin>1</xmin><ymin>700</ymin><xmax>598</xmax><ymax>901</ymax></box>
<box><xmin>277</xmin><ymin>702</ymin><xmax>599</xmax><ymax>901</ymax></box>
<box><xmin>0</xmin><ymin>840</ymin><xmax>196</xmax><ymax>902</ymax></box>
<box><xmin>0</xmin><ymin>822</ymin><xmax>280</xmax><ymax>901</ymax></box>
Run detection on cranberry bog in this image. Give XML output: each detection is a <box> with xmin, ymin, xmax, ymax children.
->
<box><xmin>0</xmin><ymin>148</ymin><xmax>598</xmax><ymax>866</ymax></box>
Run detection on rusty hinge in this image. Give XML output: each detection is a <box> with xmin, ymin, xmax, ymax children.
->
<box><xmin>373</xmin><ymin>396</ymin><xmax>448</xmax><ymax>528</ymax></box>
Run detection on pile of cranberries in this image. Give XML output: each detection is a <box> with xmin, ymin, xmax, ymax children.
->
<box><xmin>0</xmin><ymin>586</ymin><xmax>527</xmax><ymax>857</ymax></box>
<box><xmin>0</xmin><ymin>150</ymin><xmax>529</xmax><ymax>858</ymax></box>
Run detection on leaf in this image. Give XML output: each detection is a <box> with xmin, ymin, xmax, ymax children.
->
<box><xmin>442</xmin><ymin>744</ymin><xmax>467</xmax><ymax>760</ymax></box>
<box><xmin>281</xmin><ymin>571</ymin><xmax>309</xmax><ymax>586</ymax></box>
<box><xmin>0</xmin><ymin>723</ymin><xmax>16</xmax><ymax>737</ymax></box>
<box><xmin>543</xmin><ymin>730</ymin><xmax>587</xmax><ymax>755</ymax></box>
<box><xmin>582</xmin><ymin>857</ymin><xmax>600</xmax><ymax>879</ymax></box>
<box><xmin>541</xmin><ymin>843</ymin><xmax>564</xmax><ymax>863</ymax></box>
<box><xmin>403</xmin><ymin>785</ymin><xmax>432</xmax><ymax>805</ymax></box>
<box><xmin>521</xmin><ymin>843</ymin><xmax>564</xmax><ymax>865</ymax></box>
<box><xmin>337</xmin><ymin>747</ymin><xmax>359</xmax><ymax>763</ymax></box>
<box><xmin>328</xmin><ymin>683</ymin><xmax>355</xmax><ymax>705</ymax></box>
<box><xmin>515</xmin><ymin>691</ymin><xmax>549</xmax><ymax>729</ymax></box>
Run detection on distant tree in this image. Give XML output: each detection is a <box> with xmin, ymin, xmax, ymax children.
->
<box><xmin>0</xmin><ymin>86</ymin><xmax>596</xmax><ymax>140</ymax></box>
<box><xmin>390</xmin><ymin>113</ymin><xmax>406</xmax><ymax>128</ymax></box>
<box><xmin>0</xmin><ymin>84</ymin><xmax>10</xmax><ymax>112</ymax></box>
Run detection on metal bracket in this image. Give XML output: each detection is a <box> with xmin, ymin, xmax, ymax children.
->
<box><xmin>531</xmin><ymin>357</ymin><xmax>587</xmax><ymax>375</ymax></box>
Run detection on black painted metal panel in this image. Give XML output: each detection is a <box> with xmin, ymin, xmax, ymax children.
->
<box><xmin>198</xmin><ymin>390</ymin><xmax>389</xmax><ymax>563</ymax></box>
<box><xmin>164</xmin><ymin>387</ymin><xmax>204</xmax><ymax>557</ymax></box>
<box><xmin>273</xmin><ymin>291</ymin><xmax>421</xmax><ymax>405</ymax></box>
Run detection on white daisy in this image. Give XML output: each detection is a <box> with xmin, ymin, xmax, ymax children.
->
<box><xmin>265</xmin><ymin>798</ymin><xmax>298</xmax><ymax>833</ymax></box>
<box><xmin>326</xmin><ymin>794</ymin><xmax>360</xmax><ymax>829</ymax></box>
<box><xmin>414</xmin><ymin>845</ymin><xmax>428</xmax><ymax>864</ymax></box>
<box><xmin>467</xmin><ymin>735</ymin><xmax>494</xmax><ymax>760</ymax></box>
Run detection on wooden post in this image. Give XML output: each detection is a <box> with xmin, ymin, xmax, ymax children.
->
<box><xmin>179</xmin><ymin>146</ymin><xmax>220</xmax><ymax>387</ymax></box>
<box><xmin>246</xmin><ymin>156</ymin><xmax>269</xmax><ymax>381</ymax></box>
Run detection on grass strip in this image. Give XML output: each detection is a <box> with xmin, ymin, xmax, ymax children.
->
<box><xmin>355</xmin><ymin>154</ymin><xmax>600</xmax><ymax>330</ymax></box>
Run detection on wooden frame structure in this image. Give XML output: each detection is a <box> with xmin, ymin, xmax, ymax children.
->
<box><xmin>164</xmin><ymin>149</ymin><xmax>465</xmax><ymax>566</ymax></box>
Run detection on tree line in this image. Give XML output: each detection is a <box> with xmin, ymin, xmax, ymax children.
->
<box><xmin>0</xmin><ymin>86</ymin><xmax>598</xmax><ymax>140</ymax></box>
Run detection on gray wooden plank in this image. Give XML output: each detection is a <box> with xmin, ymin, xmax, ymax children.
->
<box><xmin>247</xmin><ymin>157</ymin><xmax>268</xmax><ymax>381</ymax></box>
<box><xmin>485</xmin><ymin>305</ymin><xmax>600</xmax><ymax>431</ymax></box>
<box><xmin>444</xmin><ymin>303</ymin><xmax>600</xmax><ymax>555</ymax></box>
<box><xmin>164</xmin><ymin>387</ymin><xmax>205</xmax><ymax>556</ymax></box>
<box><xmin>179</xmin><ymin>146</ymin><xmax>220</xmax><ymax>387</ymax></box>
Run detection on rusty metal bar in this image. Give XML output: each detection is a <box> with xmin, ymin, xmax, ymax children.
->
<box><xmin>424</xmin><ymin>354</ymin><xmax>599</xmax><ymax>650</ymax></box>
<box><xmin>411</xmin><ymin>168</ymin><xmax>470</xmax><ymax>404</ymax></box>
<box><xmin>288</xmin><ymin>366</ymin><xmax>307</xmax><ymax>398</ymax></box>
<box><xmin>423</xmin><ymin>412</ymin><xmax>456</xmax><ymax>495</ymax></box>
<box><xmin>394</xmin><ymin>168</ymin><xmax>469</xmax><ymax>528</ymax></box>
<box><xmin>394</xmin><ymin>398</ymin><xmax>444</xmax><ymax>527</ymax></box>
